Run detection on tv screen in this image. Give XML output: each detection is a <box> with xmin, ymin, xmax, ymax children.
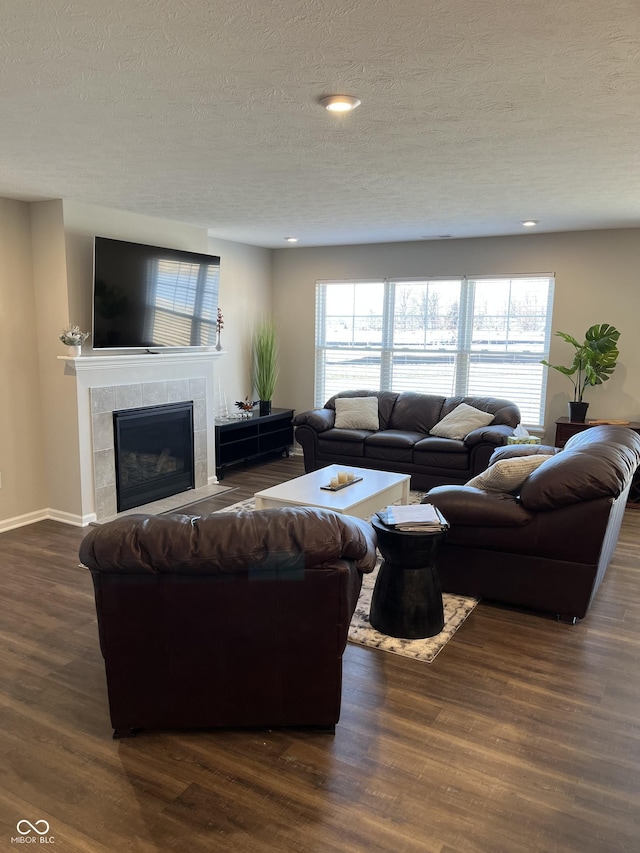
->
<box><xmin>92</xmin><ymin>237</ymin><xmax>220</xmax><ymax>350</ymax></box>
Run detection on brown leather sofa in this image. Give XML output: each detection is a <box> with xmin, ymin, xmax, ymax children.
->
<box><xmin>423</xmin><ymin>425</ymin><xmax>640</xmax><ymax>621</ymax></box>
<box><xmin>293</xmin><ymin>390</ymin><xmax>520</xmax><ymax>490</ymax></box>
<box><xmin>79</xmin><ymin>506</ymin><xmax>378</xmax><ymax>737</ymax></box>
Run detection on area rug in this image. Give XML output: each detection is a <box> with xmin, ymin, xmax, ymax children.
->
<box><xmin>200</xmin><ymin>496</ymin><xmax>479</xmax><ymax>664</ymax></box>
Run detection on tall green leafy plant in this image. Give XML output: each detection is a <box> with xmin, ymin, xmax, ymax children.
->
<box><xmin>541</xmin><ymin>323</ymin><xmax>620</xmax><ymax>402</ymax></box>
<box><xmin>252</xmin><ymin>317</ymin><xmax>279</xmax><ymax>401</ymax></box>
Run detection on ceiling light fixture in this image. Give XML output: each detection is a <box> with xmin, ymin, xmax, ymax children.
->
<box><xmin>284</xmin><ymin>236</ymin><xmax>298</xmax><ymax>243</ymax></box>
<box><xmin>521</xmin><ymin>220</ymin><xmax>539</xmax><ymax>227</ymax></box>
<box><xmin>319</xmin><ymin>95</ymin><xmax>361</xmax><ymax>113</ymax></box>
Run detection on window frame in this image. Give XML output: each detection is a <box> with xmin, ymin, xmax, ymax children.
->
<box><xmin>314</xmin><ymin>274</ymin><xmax>555</xmax><ymax>429</ymax></box>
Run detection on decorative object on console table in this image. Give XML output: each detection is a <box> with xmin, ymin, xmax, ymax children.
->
<box><xmin>555</xmin><ymin>417</ymin><xmax>640</xmax><ymax>505</ymax></box>
<box><xmin>235</xmin><ymin>397</ymin><xmax>259</xmax><ymax>418</ymax></box>
<box><xmin>59</xmin><ymin>324</ymin><xmax>90</xmax><ymax>356</ymax></box>
<box><xmin>215</xmin><ymin>408</ymin><xmax>294</xmax><ymax>479</ymax></box>
<box><xmin>541</xmin><ymin>323</ymin><xmax>620</xmax><ymax>423</ymax></box>
<box><xmin>252</xmin><ymin>317</ymin><xmax>279</xmax><ymax>417</ymax></box>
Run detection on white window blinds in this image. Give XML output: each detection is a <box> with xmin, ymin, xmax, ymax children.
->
<box><xmin>315</xmin><ymin>275</ymin><xmax>555</xmax><ymax>429</ymax></box>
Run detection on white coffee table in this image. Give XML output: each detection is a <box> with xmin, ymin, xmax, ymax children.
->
<box><xmin>254</xmin><ymin>464</ymin><xmax>411</xmax><ymax>519</ymax></box>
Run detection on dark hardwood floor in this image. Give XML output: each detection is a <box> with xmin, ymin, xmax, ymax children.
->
<box><xmin>1</xmin><ymin>454</ymin><xmax>639</xmax><ymax>852</ymax></box>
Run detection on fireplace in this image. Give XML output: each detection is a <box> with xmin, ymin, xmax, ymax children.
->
<box><xmin>113</xmin><ymin>402</ymin><xmax>195</xmax><ymax>512</ymax></box>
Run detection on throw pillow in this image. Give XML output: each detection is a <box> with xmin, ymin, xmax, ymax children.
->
<box><xmin>466</xmin><ymin>454</ymin><xmax>554</xmax><ymax>493</ymax></box>
<box><xmin>430</xmin><ymin>403</ymin><xmax>495</xmax><ymax>440</ymax></box>
<box><xmin>334</xmin><ymin>396</ymin><xmax>380</xmax><ymax>430</ymax></box>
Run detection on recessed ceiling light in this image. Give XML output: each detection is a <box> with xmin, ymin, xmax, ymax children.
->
<box><xmin>319</xmin><ymin>95</ymin><xmax>361</xmax><ymax>113</ymax></box>
<box><xmin>284</xmin><ymin>236</ymin><xmax>298</xmax><ymax>243</ymax></box>
<box><xmin>521</xmin><ymin>220</ymin><xmax>539</xmax><ymax>227</ymax></box>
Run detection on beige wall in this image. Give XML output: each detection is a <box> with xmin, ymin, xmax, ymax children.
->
<box><xmin>2</xmin><ymin>200</ymin><xmax>639</xmax><ymax>528</ymax></box>
<box><xmin>272</xmin><ymin>229</ymin><xmax>640</xmax><ymax>444</ymax></box>
<box><xmin>0</xmin><ymin>199</ymin><xmax>47</xmax><ymax>526</ymax></box>
<box><xmin>0</xmin><ymin>198</ymin><xmax>271</xmax><ymax>528</ymax></box>
<box><xmin>207</xmin><ymin>235</ymin><xmax>272</xmax><ymax>412</ymax></box>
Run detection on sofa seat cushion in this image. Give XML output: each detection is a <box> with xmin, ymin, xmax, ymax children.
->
<box><xmin>414</xmin><ymin>436</ymin><xmax>468</xmax><ymax>454</ymax></box>
<box><xmin>318</xmin><ymin>429</ymin><xmax>369</xmax><ymax>457</ymax></box>
<box><xmin>413</xmin><ymin>450</ymin><xmax>471</xmax><ymax>471</ymax></box>
<box><xmin>426</xmin><ymin>485</ymin><xmax>534</xmax><ymax>528</ymax></box>
<box><xmin>413</xmin><ymin>436</ymin><xmax>470</xmax><ymax>471</ymax></box>
<box><xmin>364</xmin><ymin>430</ymin><xmax>424</xmax><ymax>463</ymax></box>
<box><xmin>364</xmin><ymin>430</ymin><xmax>424</xmax><ymax>448</ymax></box>
<box><xmin>319</xmin><ymin>428</ymin><xmax>372</xmax><ymax>443</ymax></box>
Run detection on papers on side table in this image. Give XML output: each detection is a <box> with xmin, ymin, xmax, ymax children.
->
<box><xmin>376</xmin><ymin>503</ymin><xmax>448</xmax><ymax>532</ymax></box>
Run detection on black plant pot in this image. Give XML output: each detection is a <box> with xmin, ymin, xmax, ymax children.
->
<box><xmin>569</xmin><ymin>401</ymin><xmax>589</xmax><ymax>423</ymax></box>
<box><xmin>259</xmin><ymin>400</ymin><xmax>272</xmax><ymax>417</ymax></box>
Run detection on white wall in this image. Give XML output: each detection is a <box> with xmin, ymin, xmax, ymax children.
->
<box><xmin>272</xmin><ymin>229</ymin><xmax>640</xmax><ymax>444</ymax></box>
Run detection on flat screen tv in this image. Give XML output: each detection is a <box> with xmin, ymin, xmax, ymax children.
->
<box><xmin>92</xmin><ymin>236</ymin><xmax>220</xmax><ymax>350</ymax></box>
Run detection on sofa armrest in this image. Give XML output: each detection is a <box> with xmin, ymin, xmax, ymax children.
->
<box><xmin>292</xmin><ymin>408</ymin><xmax>335</xmax><ymax>432</ymax></box>
<box><xmin>490</xmin><ymin>444</ymin><xmax>560</xmax><ymax>464</ymax></box>
<box><xmin>463</xmin><ymin>423</ymin><xmax>515</xmax><ymax>448</ymax></box>
<box><xmin>425</xmin><ymin>485</ymin><xmax>534</xmax><ymax>527</ymax></box>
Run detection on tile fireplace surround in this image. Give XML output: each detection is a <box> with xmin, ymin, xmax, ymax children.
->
<box><xmin>61</xmin><ymin>351</ymin><xmax>222</xmax><ymax>525</ymax></box>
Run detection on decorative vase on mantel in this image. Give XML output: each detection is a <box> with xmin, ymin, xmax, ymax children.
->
<box><xmin>67</xmin><ymin>345</ymin><xmax>82</xmax><ymax>357</ymax></box>
<box><xmin>215</xmin><ymin>331</ymin><xmax>223</xmax><ymax>352</ymax></box>
<box><xmin>569</xmin><ymin>401</ymin><xmax>589</xmax><ymax>423</ymax></box>
<box><xmin>259</xmin><ymin>400</ymin><xmax>272</xmax><ymax>417</ymax></box>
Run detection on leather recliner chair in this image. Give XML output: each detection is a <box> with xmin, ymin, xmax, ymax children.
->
<box><xmin>423</xmin><ymin>425</ymin><xmax>640</xmax><ymax>622</ymax></box>
<box><xmin>80</xmin><ymin>506</ymin><xmax>378</xmax><ymax>738</ymax></box>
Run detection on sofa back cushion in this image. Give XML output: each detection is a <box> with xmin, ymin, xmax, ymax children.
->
<box><xmin>388</xmin><ymin>392</ymin><xmax>446</xmax><ymax>433</ymax></box>
<box><xmin>80</xmin><ymin>507</ymin><xmax>379</xmax><ymax>576</ymax></box>
<box><xmin>519</xmin><ymin>426</ymin><xmax>640</xmax><ymax>511</ymax></box>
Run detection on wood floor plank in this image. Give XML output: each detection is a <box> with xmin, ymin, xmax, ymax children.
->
<box><xmin>1</xmin><ymin>454</ymin><xmax>639</xmax><ymax>852</ymax></box>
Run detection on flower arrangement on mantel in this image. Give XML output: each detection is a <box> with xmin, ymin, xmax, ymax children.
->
<box><xmin>59</xmin><ymin>325</ymin><xmax>91</xmax><ymax>346</ymax></box>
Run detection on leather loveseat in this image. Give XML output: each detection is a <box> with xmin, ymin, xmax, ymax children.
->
<box><xmin>79</xmin><ymin>506</ymin><xmax>378</xmax><ymax>737</ymax></box>
<box><xmin>293</xmin><ymin>390</ymin><xmax>521</xmax><ymax>490</ymax></box>
<box><xmin>423</xmin><ymin>425</ymin><xmax>640</xmax><ymax>621</ymax></box>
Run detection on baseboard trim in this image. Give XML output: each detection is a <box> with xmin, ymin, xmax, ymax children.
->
<box><xmin>0</xmin><ymin>509</ymin><xmax>50</xmax><ymax>534</ymax></box>
<box><xmin>0</xmin><ymin>507</ymin><xmax>93</xmax><ymax>533</ymax></box>
<box><xmin>48</xmin><ymin>508</ymin><xmax>95</xmax><ymax>527</ymax></box>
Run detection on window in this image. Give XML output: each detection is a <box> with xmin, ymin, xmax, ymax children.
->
<box><xmin>315</xmin><ymin>275</ymin><xmax>555</xmax><ymax>428</ymax></box>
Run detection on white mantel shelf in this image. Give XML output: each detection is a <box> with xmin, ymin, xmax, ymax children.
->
<box><xmin>58</xmin><ymin>349</ymin><xmax>224</xmax><ymax>372</ymax></box>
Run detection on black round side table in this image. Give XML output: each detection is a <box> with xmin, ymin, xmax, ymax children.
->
<box><xmin>370</xmin><ymin>516</ymin><xmax>447</xmax><ymax>639</ymax></box>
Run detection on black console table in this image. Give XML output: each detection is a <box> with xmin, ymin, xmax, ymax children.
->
<box><xmin>215</xmin><ymin>408</ymin><xmax>294</xmax><ymax>479</ymax></box>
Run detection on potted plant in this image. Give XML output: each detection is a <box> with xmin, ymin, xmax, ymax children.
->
<box><xmin>541</xmin><ymin>323</ymin><xmax>620</xmax><ymax>422</ymax></box>
<box><xmin>252</xmin><ymin>317</ymin><xmax>279</xmax><ymax>417</ymax></box>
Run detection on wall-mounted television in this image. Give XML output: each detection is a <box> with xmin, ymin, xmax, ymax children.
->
<box><xmin>92</xmin><ymin>236</ymin><xmax>220</xmax><ymax>350</ymax></box>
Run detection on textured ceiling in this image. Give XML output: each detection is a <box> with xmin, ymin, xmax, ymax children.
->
<box><xmin>2</xmin><ymin>0</ymin><xmax>640</xmax><ymax>247</ymax></box>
